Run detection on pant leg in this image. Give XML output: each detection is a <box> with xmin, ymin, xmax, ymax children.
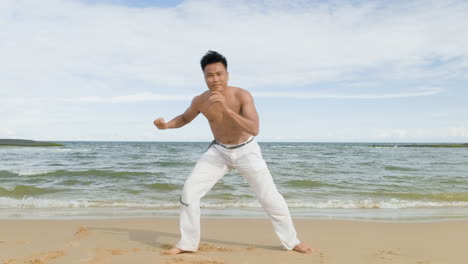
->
<box><xmin>235</xmin><ymin>142</ymin><xmax>301</xmax><ymax>250</ymax></box>
<box><xmin>176</xmin><ymin>147</ymin><xmax>230</xmax><ymax>251</ymax></box>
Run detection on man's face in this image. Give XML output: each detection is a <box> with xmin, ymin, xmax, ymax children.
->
<box><xmin>203</xmin><ymin>62</ymin><xmax>229</xmax><ymax>92</ymax></box>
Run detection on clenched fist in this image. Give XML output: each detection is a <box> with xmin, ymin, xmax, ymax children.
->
<box><xmin>209</xmin><ymin>91</ymin><xmax>227</xmax><ymax>110</ymax></box>
<box><xmin>153</xmin><ymin>118</ymin><xmax>168</xmax><ymax>129</ymax></box>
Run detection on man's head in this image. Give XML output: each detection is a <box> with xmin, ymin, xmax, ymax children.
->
<box><xmin>201</xmin><ymin>51</ymin><xmax>229</xmax><ymax>92</ymax></box>
<box><xmin>200</xmin><ymin>50</ymin><xmax>227</xmax><ymax>71</ymax></box>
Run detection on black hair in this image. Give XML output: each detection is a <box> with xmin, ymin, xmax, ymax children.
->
<box><xmin>200</xmin><ymin>50</ymin><xmax>228</xmax><ymax>71</ymax></box>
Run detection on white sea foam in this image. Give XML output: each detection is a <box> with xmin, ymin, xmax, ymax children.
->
<box><xmin>2</xmin><ymin>197</ymin><xmax>468</xmax><ymax>210</ymax></box>
<box><xmin>287</xmin><ymin>199</ymin><xmax>468</xmax><ymax>209</ymax></box>
<box><xmin>0</xmin><ymin>185</ymin><xmax>16</xmax><ymax>191</ymax></box>
<box><xmin>0</xmin><ymin>197</ymin><xmax>90</xmax><ymax>208</ymax></box>
<box><xmin>13</xmin><ymin>169</ymin><xmax>56</xmax><ymax>176</ymax></box>
<box><xmin>200</xmin><ymin>201</ymin><xmax>262</xmax><ymax>208</ymax></box>
<box><xmin>90</xmin><ymin>201</ymin><xmax>180</xmax><ymax>209</ymax></box>
<box><xmin>54</xmin><ymin>148</ymin><xmax>73</xmax><ymax>152</ymax></box>
<box><xmin>201</xmin><ymin>199</ymin><xmax>468</xmax><ymax>209</ymax></box>
<box><xmin>0</xmin><ymin>197</ymin><xmax>180</xmax><ymax>209</ymax></box>
<box><xmin>200</xmin><ymin>199</ymin><xmax>468</xmax><ymax>209</ymax></box>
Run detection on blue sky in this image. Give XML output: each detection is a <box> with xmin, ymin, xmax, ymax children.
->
<box><xmin>1</xmin><ymin>0</ymin><xmax>467</xmax><ymax>142</ymax></box>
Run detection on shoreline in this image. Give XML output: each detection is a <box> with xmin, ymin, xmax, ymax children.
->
<box><xmin>1</xmin><ymin>217</ymin><xmax>468</xmax><ymax>264</ymax></box>
<box><xmin>2</xmin><ymin>207</ymin><xmax>468</xmax><ymax>223</ymax></box>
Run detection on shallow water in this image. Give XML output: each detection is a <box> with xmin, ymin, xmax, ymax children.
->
<box><xmin>1</xmin><ymin>141</ymin><xmax>468</xmax><ymax>221</ymax></box>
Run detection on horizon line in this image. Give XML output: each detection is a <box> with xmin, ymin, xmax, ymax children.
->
<box><xmin>2</xmin><ymin>139</ymin><xmax>467</xmax><ymax>144</ymax></box>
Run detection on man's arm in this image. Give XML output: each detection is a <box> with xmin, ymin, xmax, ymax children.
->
<box><xmin>154</xmin><ymin>96</ymin><xmax>200</xmax><ymax>129</ymax></box>
<box><xmin>211</xmin><ymin>90</ymin><xmax>259</xmax><ymax>136</ymax></box>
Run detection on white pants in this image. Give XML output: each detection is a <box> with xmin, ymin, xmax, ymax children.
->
<box><xmin>176</xmin><ymin>139</ymin><xmax>300</xmax><ymax>251</ymax></box>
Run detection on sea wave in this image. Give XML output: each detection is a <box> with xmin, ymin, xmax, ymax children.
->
<box><xmin>203</xmin><ymin>199</ymin><xmax>468</xmax><ymax>209</ymax></box>
<box><xmin>283</xmin><ymin>179</ymin><xmax>339</xmax><ymax>188</ymax></box>
<box><xmin>0</xmin><ymin>197</ymin><xmax>179</xmax><ymax>209</ymax></box>
<box><xmin>0</xmin><ymin>197</ymin><xmax>91</xmax><ymax>208</ymax></box>
<box><xmin>0</xmin><ymin>169</ymin><xmax>53</xmax><ymax>177</ymax></box>
<box><xmin>358</xmin><ymin>192</ymin><xmax>468</xmax><ymax>202</ymax></box>
<box><xmin>2</xmin><ymin>197</ymin><xmax>468</xmax><ymax>209</ymax></box>
<box><xmin>153</xmin><ymin>161</ymin><xmax>195</xmax><ymax>168</ymax></box>
<box><xmin>286</xmin><ymin>199</ymin><xmax>468</xmax><ymax>209</ymax></box>
<box><xmin>384</xmin><ymin>166</ymin><xmax>419</xmax><ymax>171</ymax></box>
<box><xmin>145</xmin><ymin>182</ymin><xmax>180</xmax><ymax>191</ymax></box>
<box><xmin>0</xmin><ymin>185</ymin><xmax>65</xmax><ymax>197</ymax></box>
<box><xmin>2</xmin><ymin>169</ymin><xmax>156</xmax><ymax>178</ymax></box>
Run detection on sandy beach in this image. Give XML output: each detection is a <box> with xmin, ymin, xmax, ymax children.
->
<box><xmin>1</xmin><ymin>217</ymin><xmax>467</xmax><ymax>264</ymax></box>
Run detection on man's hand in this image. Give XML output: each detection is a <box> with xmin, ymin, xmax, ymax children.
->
<box><xmin>209</xmin><ymin>91</ymin><xmax>227</xmax><ymax>110</ymax></box>
<box><xmin>154</xmin><ymin>118</ymin><xmax>168</xmax><ymax>129</ymax></box>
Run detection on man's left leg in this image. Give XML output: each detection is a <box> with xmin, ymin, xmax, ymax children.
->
<box><xmin>236</xmin><ymin>142</ymin><xmax>305</xmax><ymax>251</ymax></box>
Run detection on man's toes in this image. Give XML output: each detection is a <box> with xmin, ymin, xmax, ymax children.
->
<box><xmin>161</xmin><ymin>247</ymin><xmax>185</xmax><ymax>255</ymax></box>
<box><xmin>293</xmin><ymin>243</ymin><xmax>312</xmax><ymax>254</ymax></box>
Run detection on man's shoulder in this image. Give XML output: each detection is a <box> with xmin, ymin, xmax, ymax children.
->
<box><xmin>193</xmin><ymin>91</ymin><xmax>210</xmax><ymax>101</ymax></box>
<box><xmin>230</xmin><ymin>86</ymin><xmax>252</xmax><ymax>97</ymax></box>
<box><xmin>190</xmin><ymin>91</ymin><xmax>209</xmax><ymax>107</ymax></box>
<box><xmin>230</xmin><ymin>86</ymin><xmax>253</xmax><ymax>101</ymax></box>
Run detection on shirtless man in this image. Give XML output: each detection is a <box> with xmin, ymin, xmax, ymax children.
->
<box><xmin>154</xmin><ymin>51</ymin><xmax>312</xmax><ymax>254</ymax></box>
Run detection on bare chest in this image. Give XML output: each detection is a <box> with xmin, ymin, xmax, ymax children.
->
<box><xmin>201</xmin><ymin>100</ymin><xmax>242</xmax><ymax>124</ymax></box>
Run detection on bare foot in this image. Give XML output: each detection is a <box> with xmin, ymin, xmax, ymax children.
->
<box><xmin>293</xmin><ymin>242</ymin><xmax>312</xmax><ymax>254</ymax></box>
<box><xmin>161</xmin><ymin>246</ymin><xmax>193</xmax><ymax>255</ymax></box>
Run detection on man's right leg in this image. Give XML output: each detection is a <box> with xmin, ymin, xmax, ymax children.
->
<box><xmin>175</xmin><ymin>148</ymin><xmax>230</xmax><ymax>252</ymax></box>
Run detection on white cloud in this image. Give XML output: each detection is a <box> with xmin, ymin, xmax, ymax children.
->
<box><xmin>1</xmin><ymin>0</ymin><xmax>467</xmax><ymax>141</ymax></box>
<box><xmin>67</xmin><ymin>92</ymin><xmax>193</xmax><ymax>103</ymax></box>
<box><xmin>374</xmin><ymin>127</ymin><xmax>468</xmax><ymax>141</ymax></box>
<box><xmin>1</xmin><ymin>0</ymin><xmax>468</xmax><ymax>98</ymax></box>
<box><xmin>0</xmin><ymin>127</ymin><xmax>17</xmax><ymax>138</ymax></box>
<box><xmin>1</xmin><ymin>87</ymin><xmax>442</xmax><ymax>105</ymax></box>
<box><xmin>254</xmin><ymin>87</ymin><xmax>442</xmax><ymax>99</ymax></box>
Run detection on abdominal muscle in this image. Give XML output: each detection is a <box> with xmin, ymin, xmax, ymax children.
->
<box><xmin>200</xmin><ymin>106</ymin><xmax>251</xmax><ymax>145</ymax></box>
<box><xmin>208</xmin><ymin>120</ymin><xmax>251</xmax><ymax>145</ymax></box>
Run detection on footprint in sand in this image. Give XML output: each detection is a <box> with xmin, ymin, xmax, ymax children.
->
<box><xmin>164</xmin><ymin>257</ymin><xmax>224</xmax><ymax>264</ymax></box>
<box><xmin>246</xmin><ymin>246</ymin><xmax>256</xmax><ymax>252</ymax></box>
<box><xmin>161</xmin><ymin>244</ymin><xmax>232</xmax><ymax>255</ymax></box>
<box><xmin>161</xmin><ymin>244</ymin><xmax>227</xmax><ymax>264</ymax></box>
<box><xmin>74</xmin><ymin>226</ymin><xmax>90</xmax><ymax>237</ymax></box>
<box><xmin>374</xmin><ymin>249</ymin><xmax>401</xmax><ymax>261</ymax></box>
<box><xmin>417</xmin><ymin>260</ymin><xmax>432</xmax><ymax>264</ymax></box>
<box><xmin>164</xmin><ymin>257</ymin><xmax>185</xmax><ymax>264</ymax></box>
<box><xmin>87</xmin><ymin>248</ymin><xmax>129</xmax><ymax>264</ymax></box>
<box><xmin>161</xmin><ymin>246</ymin><xmax>226</xmax><ymax>264</ymax></box>
<box><xmin>319</xmin><ymin>251</ymin><xmax>327</xmax><ymax>264</ymax></box>
<box><xmin>4</xmin><ymin>250</ymin><xmax>65</xmax><ymax>264</ymax></box>
<box><xmin>161</xmin><ymin>244</ymin><xmax>174</xmax><ymax>250</ymax></box>
<box><xmin>198</xmin><ymin>243</ymin><xmax>232</xmax><ymax>253</ymax></box>
<box><xmin>65</xmin><ymin>227</ymin><xmax>91</xmax><ymax>248</ymax></box>
<box><xmin>190</xmin><ymin>259</ymin><xmax>224</xmax><ymax>264</ymax></box>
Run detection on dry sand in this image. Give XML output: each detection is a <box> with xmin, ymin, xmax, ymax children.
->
<box><xmin>1</xmin><ymin>217</ymin><xmax>467</xmax><ymax>264</ymax></box>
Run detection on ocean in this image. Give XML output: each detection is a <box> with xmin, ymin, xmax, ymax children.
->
<box><xmin>1</xmin><ymin>141</ymin><xmax>468</xmax><ymax>222</ymax></box>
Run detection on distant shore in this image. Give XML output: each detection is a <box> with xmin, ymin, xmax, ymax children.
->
<box><xmin>371</xmin><ymin>143</ymin><xmax>468</xmax><ymax>148</ymax></box>
<box><xmin>0</xmin><ymin>139</ymin><xmax>63</xmax><ymax>147</ymax></box>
